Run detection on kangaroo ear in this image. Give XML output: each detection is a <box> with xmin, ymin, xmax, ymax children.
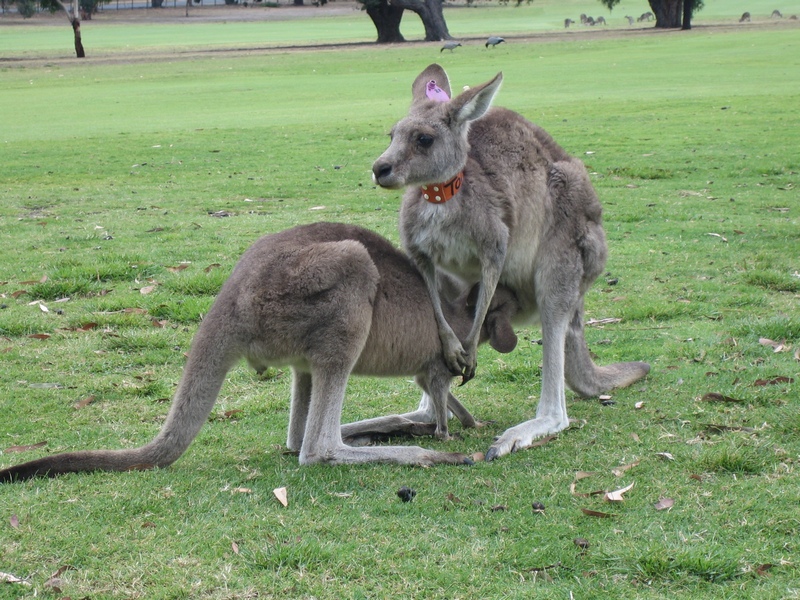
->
<box><xmin>449</xmin><ymin>72</ymin><xmax>503</xmax><ymax>124</ymax></box>
<box><xmin>487</xmin><ymin>313</ymin><xmax>518</xmax><ymax>354</ymax></box>
<box><xmin>412</xmin><ymin>64</ymin><xmax>452</xmax><ymax>103</ymax></box>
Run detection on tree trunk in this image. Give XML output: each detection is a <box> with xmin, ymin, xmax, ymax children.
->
<box><xmin>71</xmin><ymin>17</ymin><xmax>85</xmax><ymax>57</ymax></box>
<box><xmin>365</xmin><ymin>0</ymin><xmax>406</xmax><ymax>43</ymax></box>
<box><xmin>681</xmin><ymin>0</ymin><xmax>692</xmax><ymax>29</ymax></box>
<box><xmin>648</xmin><ymin>0</ymin><xmax>682</xmax><ymax>28</ymax></box>
<box><xmin>393</xmin><ymin>0</ymin><xmax>451</xmax><ymax>41</ymax></box>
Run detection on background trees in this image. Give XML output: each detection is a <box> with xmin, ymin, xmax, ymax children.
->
<box><xmin>600</xmin><ymin>0</ymin><xmax>704</xmax><ymax>28</ymax></box>
<box><xmin>359</xmin><ymin>0</ymin><xmax>452</xmax><ymax>43</ymax></box>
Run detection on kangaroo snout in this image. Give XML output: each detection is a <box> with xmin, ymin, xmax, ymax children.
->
<box><xmin>372</xmin><ymin>160</ymin><xmax>394</xmax><ymax>187</ymax></box>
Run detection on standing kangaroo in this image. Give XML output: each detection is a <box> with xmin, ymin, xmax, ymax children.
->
<box><xmin>372</xmin><ymin>64</ymin><xmax>650</xmax><ymax>461</ymax></box>
<box><xmin>0</xmin><ymin>222</ymin><xmax>522</xmax><ymax>482</ymax></box>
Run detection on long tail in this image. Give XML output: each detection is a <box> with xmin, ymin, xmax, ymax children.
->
<box><xmin>0</xmin><ymin>316</ymin><xmax>240</xmax><ymax>483</ymax></box>
<box><xmin>563</xmin><ymin>304</ymin><xmax>650</xmax><ymax>397</ymax></box>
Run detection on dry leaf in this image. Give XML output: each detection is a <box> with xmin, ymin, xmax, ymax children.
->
<box><xmin>0</xmin><ymin>572</ymin><xmax>30</xmax><ymax>586</ymax></box>
<box><xmin>703</xmin><ymin>424</ymin><xmax>755</xmax><ymax>434</ymax></box>
<box><xmin>701</xmin><ymin>393</ymin><xmax>743</xmax><ymax>403</ymax></box>
<box><xmin>612</xmin><ymin>461</ymin><xmax>640</xmax><ymax>477</ymax></box>
<box><xmin>631</xmin><ymin>433</ymin><xmax>641</xmax><ymax>442</ymax></box>
<box><xmin>753</xmin><ymin>376</ymin><xmax>793</xmax><ymax>386</ymax></box>
<box><xmin>570</xmin><ymin>471</ymin><xmax>596</xmax><ymax>497</ymax></box>
<box><xmin>44</xmin><ymin>565</ymin><xmax>75</xmax><ymax>594</ymax></box>
<box><xmin>232</xmin><ymin>541</ymin><xmax>240</xmax><ymax>555</ymax></box>
<box><xmin>19</xmin><ymin>275</ymin><xmax>47</xmax><ymax>285</ymax></box>
<box><xmin>140</xmin><ymin>285</ymin><xmax>157</xmax><ymax>295</ymax></box>
<box><xmin>655</xmin><ymin>452</ymin><xmax>675</xmax><ymax>461</ymax></box>
<box><xmin>273</xmin><ymin>486</ymin><xmax>288</xmax><ymax>507</ymax></box>
<box><xmin>706</xmin><ymin>232</ymin><xmax>728</xmax><ymax>242</ymax></box>
<box><xmin>166</xmin><ymin>264</ymin><xmax>190</xmax><ymax>273</ymax></box>
<box><xmin>74</xmin><ymin>395</ymin><xmax>96</xmax><ymax>409</ymax></box>
<box><xmin>654</xmin><ymin>497</ymin><xmax>675</xmax><ymax>511</ymax></box>
<box><xmin>586</xmin><ymin>317</ymin><xmax>622</xmax><ymax>326</ymax></box>
<box><xmin>204</xmin><ymin>263</ymin><xmax>221</xmax><ymax>273</ymax></box>
<box><xmin>10</xmin><ymin>515</ymin><xmax>20</xmax><ymax>529</ymax></box>
<box><xmin>604</xmin><ymin>481</ymin><xmax>635</xmax><ymax>502</ymax></box>
<box><xmin>794</xmin><ymin>348</ymin><xmax>800</xmax><ymax>362</ymax></box>
<box><xmin>524</xmin><ymin>434</ymin><xmax>558</xmax><ymax>449</ymax></box>
<box><xmin>755</xmin><ymin>563</ymin><xmax>774</xmax><ymax>576</ymax></box>
<box><xmin>634</xmin><ymin>401</ymin><xmax>645</xmax><ymax>409</ymax></box>
<box><xmin>5</xmin><ymin>441</ymin><xmax>47</xmax><ymax>453</ymax></box>
<box><xmin>27</xmin><ymin>333</ymin><xmax>50</xmax><ymax>340</ymax></box>
<box><xmin>233</xmin><ymin>487</ymin><xmax>252</xmax><ymax>494</ymax></box>
<box><xmin>471</xmin><ymin>452</ymin><xmax>485</xmax><ymax>463</ymax></box>
<box><xmin>581</xmin><ymin>508</ymin><xmax>614</xmax><ymax>518</ymax></box>
<box><xmin>759</xmin><ymin>337</ymin><xmax>789</xmax><ymax>353</ymax></box>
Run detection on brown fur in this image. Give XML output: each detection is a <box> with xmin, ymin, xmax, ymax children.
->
<box><xmin>372</xmin><ymin>65</ymin><xmax>650</xmax><ymax>461</ymax></box>
<box><xmin>0</xmin><ymin>223</ymin><xmax>521</xmax><ymax>482</ymax></box>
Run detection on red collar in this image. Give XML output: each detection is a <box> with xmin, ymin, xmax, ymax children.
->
<box><xmin>421</xmin><ymin>171</ymin><xmax>464</xmax><ymax>204</ymax></box>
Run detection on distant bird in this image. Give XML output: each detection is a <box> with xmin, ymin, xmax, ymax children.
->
<box><xmin>441</xmin><ymin>41</ymin><xmax>462</xmax><ymax>52</ymax></box>
<box><xmin>485</xmin><ymin>36</ymin><xmax>505</xmax><ymax>48</ymax></box>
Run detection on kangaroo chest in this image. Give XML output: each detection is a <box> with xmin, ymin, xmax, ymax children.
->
<box><xmin>404</xmin><ymin>201</ymin><xmax>485</xmax><ymax>282</ymax></box>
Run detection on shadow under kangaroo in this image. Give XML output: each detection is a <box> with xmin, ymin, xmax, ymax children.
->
<box><xmin>0</xmin><ymin>222</ymin><xmax>523</xmax><ymax>482</ymax></box>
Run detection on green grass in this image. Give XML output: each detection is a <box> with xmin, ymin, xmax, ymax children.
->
<box><xmin>0</xmin><ymin>0</ymin><xmax>794</xmax><ymax>58</ymax></box>
<box><xmin>1</xmin><ymin>4</ymin><xmax>799</xmax><ymax>599</ymax></box>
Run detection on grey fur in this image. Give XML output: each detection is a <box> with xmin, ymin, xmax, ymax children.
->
<box><xmin>0</xmin><ymin>223</ymin><xmax>521</xmax><ymax>482</ymax></box>
<box><xmin>372</xmin><ymin>65</ymin><xmax>650</xmax><ymax>461</ymax></box>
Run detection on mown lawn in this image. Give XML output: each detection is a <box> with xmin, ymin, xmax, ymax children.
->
<box><xmin>0</xmin><ymin>5</ymin><xmax>798</xmax><ymax>599</ymax></box>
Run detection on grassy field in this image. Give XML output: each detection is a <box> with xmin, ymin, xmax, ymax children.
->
<box><xmin>1</xmin><ymin>0</ymin><xmax>798</xmax><ymax>57</ymax></box>
<box><xmin>1</xmin><ymin>3</ymin><xmax>799</xmax><ymax>599</ymax></box>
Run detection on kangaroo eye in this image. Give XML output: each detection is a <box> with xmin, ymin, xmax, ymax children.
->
<box><xmin>417</xmin><ymin>134</ymin><xmax>434</xmax><ymax>148</ymax></box>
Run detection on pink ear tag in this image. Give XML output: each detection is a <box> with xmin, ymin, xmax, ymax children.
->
<box><xmin>426</xmin><ymin>80</ymin><xmax>450</xmax><ymax>102</ymax></box>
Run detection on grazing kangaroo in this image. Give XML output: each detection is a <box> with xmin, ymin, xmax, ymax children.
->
<box><xmin>372</xmin><ymin>65</ymin><xmax>650</xmax><ymax>461</ymax></box>
<box><xmin>0</xmin><ymin>222</ymin><xmax>522</xmax><ymax>482</ymax></box>
<box><xmin>739</xmin><ymin>11</ymin><xmax>751</xmax><ymax>22</ymax></box>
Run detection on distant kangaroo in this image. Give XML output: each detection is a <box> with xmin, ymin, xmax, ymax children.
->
<box><xmin>739</xmin><ymin>11</ymin><xmax>751</xmax><ymax>22</ymax></box>
<box><xmin>0</xmin><ymin>223</ymin><xmax>522</xmax><ymax>482</ymax></box>
<box><xmin>372</xmin><ymin>65</ymin><xmax>650</xmax><ymax>461</ymax></box>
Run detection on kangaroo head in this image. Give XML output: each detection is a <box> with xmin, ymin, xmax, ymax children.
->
<box><xmin>372</xmin><ymin>64</ymin><xmax>503</xmax><ymax>190</ymax></box>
